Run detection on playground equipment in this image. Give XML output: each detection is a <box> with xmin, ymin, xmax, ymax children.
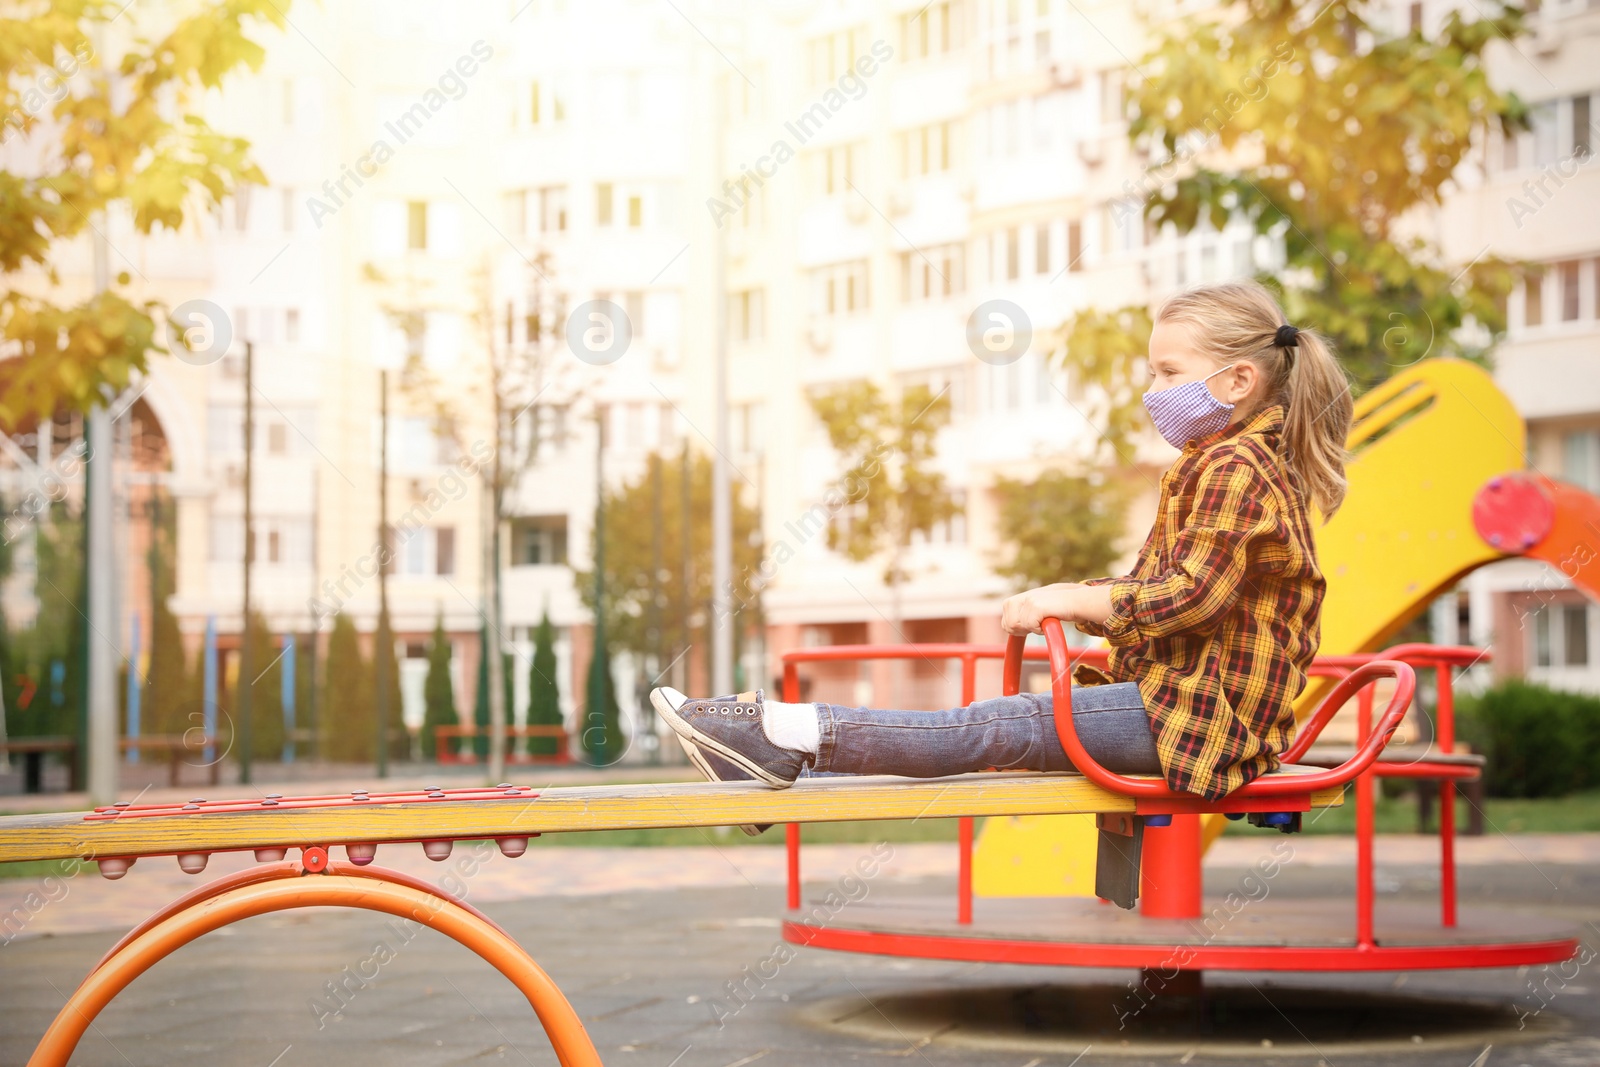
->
<box><xmin>781</xmin><ymin>633</ymin><xmax>1579</xmax><ymax>975</ymax></box>
<box><xmin>3</xmin><ymin>670</ymin><xmax>1403</xmax><ymax>1066</ymax></box>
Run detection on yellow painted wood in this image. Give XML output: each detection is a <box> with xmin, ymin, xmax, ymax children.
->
<box><xmin>975</xmin><ymin>359</ymin><xmax>1518</xmax><ymax>895</ymax></box>
<box><xmin>971</xmin><ymin>813</ymin><xmax>1100</xmax><ymax>898</ymax></box>
<box><xmin>0</xmin><ymin>772</ymin><xmax>1343</xmax><ymax>865</ymax></box>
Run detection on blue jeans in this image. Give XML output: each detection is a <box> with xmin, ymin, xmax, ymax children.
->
<box><xmin>810</xmin><ymin>683</ymin><xmax>1162</xmax><ymax>777</ymax></box>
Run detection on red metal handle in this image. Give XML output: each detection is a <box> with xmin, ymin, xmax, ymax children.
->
<box><xmin>1017</xmin><ymin>618</ymin><xmax>1418</xmax><ymax>799</ymax></box>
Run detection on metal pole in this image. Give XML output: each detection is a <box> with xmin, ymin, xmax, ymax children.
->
<box><xmin>281</xmin><ymin>632</ymin><xmax>295</xmax><ymax>764</ymax></box>
<box><xmin>125</xmin><ymin>614</ymin><xmax>141</xmax><ymax>763</ymax></box>
<box><xmin>376</xmin><ymin>370</ymin><xmax>389</xmax><ymax>779</ymax></box>
<box><xmin>203</xmin><ymin>616</ymin><xmax>217</xmax><ymax>764</ymax></box>
<box><xmin>85</xmin><ymin>224</ymin><xmax>116</xmax><ymax>805</ymax></box>
<box><xmin>710</xmin><ymin>63</ymin><xmax>733</xmax><ymax>697</ymax></box>
<box><xmin>679</xmin><ymin>442</ymin><xmax>691</xmax><ymax>696</ymax></box>
<box><xmin>647</xmin><ymin>452</ymin><xmax>662</xmax><ymax>763</ymax></box>
<box><xmin>85</xmin><ymin>409</ymin><xmax>115</xmax><ymax>799</ymax></box>
<box><xmin>486</xmin><ymin>407</ymin><xmax>506</xmax><ymax>783</ymax></box>
<box><xmin>239</xmin><ymin>340</ymin><xmax>254</xmax><ymax>784</ymax></box>
<box><xmin>591</xmin><ymin>406</ymin><xmax>606</xmax><ymax>762</ymax></box>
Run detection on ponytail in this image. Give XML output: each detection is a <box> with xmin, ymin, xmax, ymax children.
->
<box><xmin>1277</xmin><ymin>327</ymin><xmax>1352</xmax><ymax>519</ymax></box>
<box><xmin>1155</xmin><ymin>280</ymin><xmax>1353</xmax><ymax>521</ymax></box>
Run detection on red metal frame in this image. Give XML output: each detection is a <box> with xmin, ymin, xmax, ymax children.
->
<box><xmin>780</xmin><ymin>630</ymin><xmax>1576</xmax><ymax>974</ymax></box>
<box><xmin>782</xmin><ymin>922</ymin><xmax>1580</xmax><ymax>972</ymax></box>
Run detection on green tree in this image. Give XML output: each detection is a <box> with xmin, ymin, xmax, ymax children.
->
<box><xmin>528</xmin><ymin>609</ymin><xmax>563</xmax><ymax>758</ymax></box>
<box><xmin>0</xmin><ymin>2</ymin><xmax>292</xmax><ymax>426</ymax></box>
<box><xmin>374</xmin><ymin>604</ymin><xmax>406</xmax><ymax>761</ymax></box>
<box><xmin>993</xmin><ymin>471</ymin><xmax>1132</xmax><ymax>592</ymax></box>
<box><xmin>469</xmin><ymin>626</ymin><xmax>512</xmax><ymax>761</ymax></box>
<box><xmin>582</xmin><ymin>627</ymin><xmax>621</xmax><ymax>765</ymax></box>
<box><xmin>808</xmin><ymin>381</ymin><xmax>957</xmax><ymax>628</ymax></box>
<box><xmin>321</xmin><ymin>612</ymin><xmax>373</xmax><ymax>763</ymax></box>
<box><xmin>419</xmin><ymin>612</ymin><xmax>457</xmax><ymax>761</ymax></box>
<box><xmin>226</xmin><ymin>610</ymin><xmax>282</xmax><ymax>763</ymax></box>
<box><xmin>143</xmin><ymin>490</ymin><xmax>188</xmax><ymax>735</ymax></box>
<box><xmin>575</xmin><ymin>449</ymin><xmax>763</xmax><ymax>664</ymax></box>
<box><xmin>7</xmin><ymin>497</ymin><xmax>84</xmax><ymax>738</ymax></box>
<box><xmin>1060</xmin><ymin>0</ymin><xmax>1529</xmax><ymax>442</ymax></box>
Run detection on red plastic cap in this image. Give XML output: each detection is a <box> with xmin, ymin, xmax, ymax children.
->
<box><xmin>1472</xmin><ymin>473</ymin><xmax>1553</xmax><ymax>553</ymax></box>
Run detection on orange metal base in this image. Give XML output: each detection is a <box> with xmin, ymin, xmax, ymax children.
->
<box><xmin>27</xmin><ymin>870</ymin><xmax>601</xmax><ymax>1067</ymax></box>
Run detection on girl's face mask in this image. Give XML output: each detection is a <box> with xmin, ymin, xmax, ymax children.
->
<box><xmin>1142</xmin><ymin>363</ymin><xmax>1238</xmax><ymax>448</ymax></box>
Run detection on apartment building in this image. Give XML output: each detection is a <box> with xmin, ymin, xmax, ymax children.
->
<box><xmin>1432</xmin><ymin>0</ymin><xmax>1600</xmax><ymax>693</ymax></box>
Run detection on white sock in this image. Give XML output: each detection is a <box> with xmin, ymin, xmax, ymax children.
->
<box><xmin>762</xmin><ymin>700</ymin><xmax>820</xmax><ymax>755</ymax></box>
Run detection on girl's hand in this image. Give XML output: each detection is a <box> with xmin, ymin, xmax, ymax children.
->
<box><xmin>1000</xmin><ymin>583</ymin><xmax>1115</xmax><ymax>635</ymax></box>
<box><xmin>1001</xmin><ymin>583</ymin><xmax>1076</xmax><ymax>635</ymax></box>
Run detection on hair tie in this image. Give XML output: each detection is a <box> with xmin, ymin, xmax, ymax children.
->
<box><xmin>1274</xmin><ymin>323</ymin><xmax>1300</xmax><ymax>349</ymax></box>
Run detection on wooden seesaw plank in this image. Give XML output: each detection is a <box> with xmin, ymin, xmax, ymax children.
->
<box><xmin>0</xmin><ymin>771</ymin><xmax>1345</xmax><ymax>865</ymax></box>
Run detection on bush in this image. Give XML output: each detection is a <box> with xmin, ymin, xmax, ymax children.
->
<box><xmin>1456</xmin><ymin>681</ymin><xmax>1600</xmax><ymax>798</ymax></box>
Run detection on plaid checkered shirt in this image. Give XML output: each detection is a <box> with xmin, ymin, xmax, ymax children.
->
<box><xmin>1076</xmin><ymin>404</ymin><xmax>1323</xmax><ymax>799</ymax></box>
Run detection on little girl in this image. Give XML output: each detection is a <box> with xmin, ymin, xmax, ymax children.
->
<box><xmin>652</xmin><ymin>280</ymin><xmax>1354</xmax><ymax>806</ymax></box>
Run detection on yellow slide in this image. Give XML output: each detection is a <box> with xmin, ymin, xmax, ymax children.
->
<box><xmin>974</xmin><ymin>359</ymin><xmax>1527</xmax><ymax>897</ymax></box>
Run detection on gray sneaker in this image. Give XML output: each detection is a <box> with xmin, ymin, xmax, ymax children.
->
<box><xmin>670</xmin><ymin>735</ymin><xmax>775</xmax><ymax>837</ymax></box>
<box><xmin>650</xmin><ymin>687</ymin><xmax>806</xmax><ymax>789</ymax></box>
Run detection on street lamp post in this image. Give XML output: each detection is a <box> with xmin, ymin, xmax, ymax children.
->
<box><xmin>239</xmin><ymin>340</ymin><xmax>255</xmax><ymax>784</ymax></box>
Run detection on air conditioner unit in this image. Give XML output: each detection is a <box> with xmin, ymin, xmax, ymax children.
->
<box><xmin>844</xmin><ymin>197</ymin><xmax>870</xmax><ymax>225</ymax></box>
<box><xmin>888</xmin><ymin>184</ymin><xmax>913</xmax><ymax>216</ymax></box>
<box><xmin>1077</xmin><ymin>137</ymin><xmax>1104</xmax><ymax>166</ymax></box>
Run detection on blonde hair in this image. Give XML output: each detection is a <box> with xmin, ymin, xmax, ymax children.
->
<box><xmin>1155</xmin><ymin>280</ymin><xmax>1353</xmax><ymax>520</ymax></box>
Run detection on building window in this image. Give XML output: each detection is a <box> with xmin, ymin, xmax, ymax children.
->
<box><xmin>1564</xmin><ymin>430</ymin><xmax>1600</xmax><ymax>494</ymax></box>
<box><xmin>406</xmin><ymin>201</ymin><xmax>428</xmax><ymax>250</ymax></box>
<box><xmin>596</xmin><ymin>183</ymin><xmax>613</xmax><ymax>226</ymax></box>
<box><xmin>899</xmin><ymin>0</ymin><xmax>964</xmax><ymax>60</ymax></box>
<box><xmin>1566</xmin><ymin>604</ymin><xmax>1591</xmax><ymax>667</ymax></box>
<box><xmin>900</xmin><ymin>244</ymin><xmax>965</xmax><ymax>301</ymax></box>
<box><xmin>730</xmin><ymin>289</ymin><xmax>765</xmax><ymax>342</ymax></box>
<box><xmin>285</xmin><ymin>308</ymin><xmax>300</xmax><ymax>344</ymax></box>
<box><xmin>1035</xmin><ymin>224</ymin><xmax>1051</xmax><ymax>276</ymax></box>
<box><xmin>913</xmin><ymin>488</ymin><xmax>967</xmax><ymax>545</ymax></box>
<box><xmin>267</xmin><ymin>422</ymin><xmax>288</xmax><ymax>455</ymax></box>
<box><xmin>396</xmin><ymin>526</ymin><xmax>455</xmax><ymax>577</ymax></box>
<box><xmin>628</xmin><ymin>194</ymin><xmax>643</xmax><ymax>227</ymax></box>
<box><xmin>806</xmin><ymin>25</ymin><xmax>868</xmax><ymax>86</ymax></box>
<box><xmin>896</xmin><ymin>121</ymin><xmax>955</xmax><ymax>178</ymax></box>
<box><xmin>808</xmin><ymin>143</ymin><xmax>865</xmax><ymax>199</ymax></box>
<box><xmin>539</xmin><ymin>185</ymin><xmax>568</xmax><ymax>232</ymax></box>
<box><xmin>512</xmin><ymin>515</ymin><xmax>568</xmax><ymax>566</ymax></box>
<box><xmin>733</xmin><ymin>402</ymin><xmax>765</xmax><ymax>454</ymax></box>
<box><xmin>1067</xmin><ymin>218</ymin><xmax>1083</xmax><ymax>271</ymax></box>
<box><xmin>1524</xmin><ymin>272</ymin><xmax>1543</xmax><ymax>328</ymax></box>
<box><xmin>1573</xmin><ymin>93</ymin><xmax>1591</xmax><ymax>158</ymax></box>
<box><xmin>810</xmin><ymin>260</ymin><xmax>870</xmax><ymax>316</ymax></box>
<box><xmin>1531</xmin><ymin>602</ymin><xmax>1594</xmax><ymax>668</ymax></box>
<box><xmin>1005</xmin><ymin>227</ymin><xmax>1019</xmax><ymax>280</ymax></box>
<box><xmin>1559</xmin><ymin>259</ymin><xmax>1581</xmax><ymax>321</ymax></box>
<box><xmin>281</xmin><ymin>188</ymin><xmax>295</xmax><ymax>233</ymax></box>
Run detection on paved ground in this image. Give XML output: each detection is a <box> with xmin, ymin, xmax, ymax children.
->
<box><xmin>2</xmin><ymin>833</ymin><xmax>1597</xmax><ymax>1067</ymax></box>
